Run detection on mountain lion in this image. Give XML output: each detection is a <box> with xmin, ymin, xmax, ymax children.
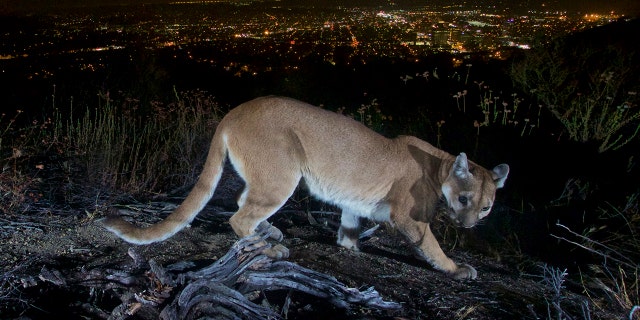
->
<box><xmin>101</xmin><ymin>96</ymin><xmax>509</xmax><ymax>280</ymax></box>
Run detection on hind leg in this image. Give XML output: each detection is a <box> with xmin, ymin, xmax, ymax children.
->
<box><xmin>229</xmin><ymin>202</ymin><xmax>290</xmax><ymax>259</ymax></box>
<box><xmin>225</xmin><ymin>128</ymin><xmax>305</xmax><ymax>258</ymax></box>
<box><xmin>229</xmin><ymin>175</ymin><xmax>299</xmax><ymax>259</ymax></box>
<box><xmin>236</xmin><ymin>186</ymin><xmax>284</xmax><ymax>242</ymax></box>
<box><xmin>257</xmin><ymin>220</ymin><xmax>284</xmax><ymax>241</ymax></box>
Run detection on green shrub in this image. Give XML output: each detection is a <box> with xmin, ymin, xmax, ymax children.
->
<box><xmin>511</xmin><ymin>37</ymin><xmax>640</xmax><ymax>153</ymax></box>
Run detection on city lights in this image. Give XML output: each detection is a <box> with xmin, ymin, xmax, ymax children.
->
<box><xmin>0</xmin><ymin>2</ymin><xmax>630</xmax><ymax>81</ymax></box>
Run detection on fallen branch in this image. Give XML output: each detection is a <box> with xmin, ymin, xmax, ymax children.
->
<box><xmin>107</xmin><ymin>224</ymin><xmax>400</xmax><ymax>319</ymax></box>
<box><xmin>239</xmin><ymin>260</ymin><xmax>401</xmax><ymax>310</ymax></box>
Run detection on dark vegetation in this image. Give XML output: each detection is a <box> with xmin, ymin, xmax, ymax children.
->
<box><xmin>1</xmin><ymin>17</ymin><xmax>639</xmax><ymax>319</ymax></box>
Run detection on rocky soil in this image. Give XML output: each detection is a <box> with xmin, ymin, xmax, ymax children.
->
<box><xmin>0</xmin><ymin>172</ymin><xmax>625</xmax><ymax>319</ymax></box>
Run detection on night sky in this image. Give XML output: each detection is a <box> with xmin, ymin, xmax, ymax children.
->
<box><xmin>2</xmin><ymin>0</ymin><xmax>639</xmax><ymax>14</ymax></box>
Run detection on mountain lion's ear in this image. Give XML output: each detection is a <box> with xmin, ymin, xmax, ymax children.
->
<box><xmin>491</xmin><ymin>164</ymin><xmax>509</xmax><ymax>188</ymax></box>
<box><xmin>452</xmin><ymin>153</ymin><xmax>471</xmax><ymax>179</ymax></box>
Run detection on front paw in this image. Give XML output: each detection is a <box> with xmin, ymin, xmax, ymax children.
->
<box><xmin>337</xmin><ymin>235</ymin><xmax>359</xmax><ymax>251</ymax></box>
<box><xmin>450</xmin><ymin>263</ymin><xmax>477</xmax><ymax>280</ymax></box>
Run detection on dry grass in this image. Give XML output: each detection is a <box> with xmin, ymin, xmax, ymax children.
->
<box><xmin>0</xmin><ymin>89</ymin><xmax>223</xmax><ymax>212</ymax></box>
<box><xmin>65</xmin><ymin>89</ymin><xmax>223</xmax><ymax>201</ymax></box>
<box><xmin>551</xmin><ymin>192</ymin><xmax>640</xmax><ymax>319</ymax></box>
<box><xmin>0</xmin><ymin>110</ymin><xmax>50</xmax><ymax>213</ymax></box>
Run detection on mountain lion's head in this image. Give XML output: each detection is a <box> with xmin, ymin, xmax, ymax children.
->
<box><xmin>441</xmin><ymin>153</ymin><xmax>509</xmax><ymax>228</ymax></box>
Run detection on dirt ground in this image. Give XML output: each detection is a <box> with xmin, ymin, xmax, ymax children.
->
<box><xmin>0</xmin><ymin>172</ymin><xmax>624</xmax><ymax>319</ymax></box>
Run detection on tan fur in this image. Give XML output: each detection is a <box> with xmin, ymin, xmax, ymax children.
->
<box><xmin>100</xmin><ymin>96</ymin><xmax>509</xmax><ymax>280</ymax></box>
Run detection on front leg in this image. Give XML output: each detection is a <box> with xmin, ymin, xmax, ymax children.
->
<box><xmin>396</xmin><ymin>218</ymin><xmax>477</xmax><ymax>280</ymax></box>
<box><xmin>337</xmin><ymin>208</ymin><xmax>360</xmax><ymax>250</ymax></box>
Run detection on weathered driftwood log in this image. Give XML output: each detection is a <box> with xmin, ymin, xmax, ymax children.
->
<box><xmin>108</xmin><ymin>224</ymin><xmax>400</xmax><ymax>319</ymax></box>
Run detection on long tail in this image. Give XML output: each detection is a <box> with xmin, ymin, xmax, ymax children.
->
<box><xmin>99</xmin><ymin>129</ymin><xmax>228</xmax><ymax>244</ymax></box>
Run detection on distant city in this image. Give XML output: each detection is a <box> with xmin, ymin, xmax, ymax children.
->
<box><xmin>0</xmin><ymin>2</ymin><xmax>630</xmax><ymax>82</ymax></box>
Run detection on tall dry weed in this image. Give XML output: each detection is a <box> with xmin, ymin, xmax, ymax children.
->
<box><xmin>65</xmin><ymin>88</ymin><xmax>222</xmax><ymax>201</ymax></box>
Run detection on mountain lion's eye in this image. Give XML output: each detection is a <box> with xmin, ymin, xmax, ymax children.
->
<box><xmin>458</xmin><ymin>196</ymin><xmax>468</xmax><ymax>205</ymax></box>
<box><xmin>481</xmin><ymin>206</ymin><xmax>491</xmax><ymax>212</ymax></box>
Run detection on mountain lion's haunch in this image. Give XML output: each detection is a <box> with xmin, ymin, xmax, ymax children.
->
<box><xmin>100</xmin><ymin>96</ymin><xmax>509</xmax><ymax>280</ymax></box>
